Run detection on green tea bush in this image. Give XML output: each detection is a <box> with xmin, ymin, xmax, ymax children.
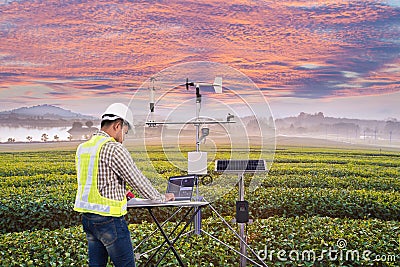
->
<box><xmin>1</xmin><ymin>147</ymin><xmax>399</xmax><ymax>232</ymax></box>
<box><xmin>0</xmin><ymin>226</ymin><xmax>87</xmax><ymax>266</ymax></box>
<box><xmin>247</xmin><ymin>187</ymin><xmax>400</xmax><ymax>220</ymax></box>
<box><xmin>1</xmin><ymin>147</ymin><xmax>399</xmax><ymax>266</ymax></box>
<box><xmin>1</xmin><ymin>216</ymin><xmax>398</xmax><ymax>266</ymax></box>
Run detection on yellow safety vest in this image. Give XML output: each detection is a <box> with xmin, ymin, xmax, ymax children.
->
<box><xmin>74</xmin><ymin>135</ymin><xmax>127</xmax><ymax>216</ymax></box>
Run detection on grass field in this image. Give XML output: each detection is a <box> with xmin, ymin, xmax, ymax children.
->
<box><xmin>0</xmin><ymin>139</ymin><xmax>399</xmax><ymax>266</ymax></box>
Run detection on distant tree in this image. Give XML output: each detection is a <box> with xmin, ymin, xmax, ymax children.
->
<box><xmin>384</xmin><ymin>120</ymin><xmax>399</xmax><ymax>134</ymax></box>
<box><xmin>72</xmin><ymin>122</ymin><xmax>83</xmax><ymax>129</ymax></box>
<box><xmin>68</xmin><ymin>121</ymin><xmax>98</xmax><ymax>141</ymax></box>
<box><xmin>7</xmin><ymin>137</ymin><xmax>15</xmax><ymax>143</ymax></box>
<box><xmin>297</xmin><ymin>126</ymin><xmax>307</xmax><ymax>134</ymax></box>
<box><xmin>298</xmin><ymin>112</ymin><xmax>307</xmax><ymax>119</ymax></box>
<box><xmin>41</xmin><ymin>133</ymin><xmax>49</xmax><ymax>142</ymax></box>
<box><xmin>26</xmin><ymin>136</ymin><xmax>33</xmax><ymax>142</ymax></box>
<box><xmin>86</xmin><ymin>121</ymin><xmax>94</xmax><ymax>128</ymax></box>
<box><xmin>54</xmin><ymin>135</ymin><xmax>59</xmax><ymax>142</ymax></box>
<box><xmin>364</xmin><ymin>127</ymin><xmax>373</xmax><ymax>138</ymax></box>
<box><xmin>386</xmin><ymin>117</ymin><xmax>397</xmax><ymax>122</ymax></box>
<box><xmin>68</xmin><ymin>135</ymin><xmax>73</xmax><ymax>141</ymax></box>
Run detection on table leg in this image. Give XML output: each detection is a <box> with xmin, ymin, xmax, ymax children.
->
<box><xmin>155</xmin><ymin>206</ymin><xmax>203</xmax><ymax>266</ymax></box>
<box><xmin>144</xmin><ymin>207</ymin><xmax>194</xmax><ymax>266</ymax></box>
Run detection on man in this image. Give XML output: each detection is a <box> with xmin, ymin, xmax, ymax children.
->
<box><xmin>74</xmin><ymin>103</ymin><xmax>174</xmax><ymax>266</ymax></box>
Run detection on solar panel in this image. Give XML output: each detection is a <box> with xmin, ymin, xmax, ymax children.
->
<box><xmin>214</xmin><ymin>160</ymin><xmax>267</xmax><ymax>173</ymax></box>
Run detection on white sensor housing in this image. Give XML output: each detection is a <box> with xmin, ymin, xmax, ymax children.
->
<box><xmin>188</xmin><ymin>151</ymin><xmax>208</xmax><ymax>175</ymax></box>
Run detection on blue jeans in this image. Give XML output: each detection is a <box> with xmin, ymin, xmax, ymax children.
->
<box><xmin>82</xmin><ymin>213</ymin><xmax>135</xmax><ymax>267</ymax></box>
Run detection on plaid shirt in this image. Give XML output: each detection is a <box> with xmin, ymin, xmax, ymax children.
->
<box><xmin>94</xmin><ymin>131</ymin><xmax>164</xmax><ymax>202</ymax></box>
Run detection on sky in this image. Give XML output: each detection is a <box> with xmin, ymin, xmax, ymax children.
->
<box><xmin>0</xmin><ymin>0</ymin><xmax>399</xmax><ymax>120</ymax></box>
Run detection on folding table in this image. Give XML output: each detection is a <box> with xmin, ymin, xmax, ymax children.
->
<box><xmin>128</xmin><ymin>200</ymin><xmax>209</xmax><ymax>266</ymax></box>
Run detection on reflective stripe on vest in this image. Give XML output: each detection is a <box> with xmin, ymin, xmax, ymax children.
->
<box><xmin>74</xmin><ymin>135</ymin><xmax>127</xmax><ymax>216</ymax></box>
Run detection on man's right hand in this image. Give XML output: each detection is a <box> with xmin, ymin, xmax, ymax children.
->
<box><xmin>164</xmin><ymin>193</ymin><xmax>175</xmax><ymax>201</ymax></box>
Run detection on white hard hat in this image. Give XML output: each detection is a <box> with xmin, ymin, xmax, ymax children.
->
<box><xmin>101</xmin><ymin>103</ymin><xmax>134</xmax><ymax>129</ymax></box>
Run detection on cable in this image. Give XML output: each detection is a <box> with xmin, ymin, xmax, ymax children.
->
<box><xmin>200</xmin><ymin>175</ymin><xmax>213</xmax><ymax>186</ymax></box>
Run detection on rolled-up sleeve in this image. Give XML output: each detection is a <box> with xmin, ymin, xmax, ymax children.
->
<box><xmin>111</xmin><ymin>144</ymin><xmax>165</xmax><ymax>201</ymax></box>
